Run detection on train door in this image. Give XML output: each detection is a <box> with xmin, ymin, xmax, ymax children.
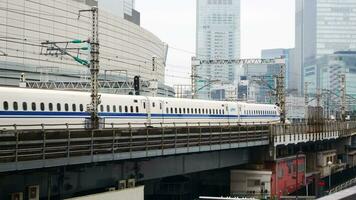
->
<box><xmin>159</xmin><ymin>100</ymin><xmax>165</xmax><ymax>124</ymax></box>
<box><xmin>142</xmin><ymin>98</ymin><xmax>151</xmax><ymax>126</ymax></box>
<box><xmin>224</xmin><ymin>103</ymin><xmax>230</xmax><ymax>123</ymax></box>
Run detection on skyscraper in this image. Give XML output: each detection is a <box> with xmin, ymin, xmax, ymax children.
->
<box><xmin>295</xmin><ymin>0</ymin><xmax>356</xmax><ymax>93</ymax></box>
<box><xmin>195</xmin><ymin>0</ymin><xmax>240</xmax><ymax>99</ymax></box>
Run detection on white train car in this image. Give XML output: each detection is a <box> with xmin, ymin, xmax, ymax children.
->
<box><xmin>0</xmin><ymin>87</ymin><xmax>280</xmax><ymax>130</ymax></box>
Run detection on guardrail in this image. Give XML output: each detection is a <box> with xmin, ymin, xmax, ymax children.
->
<box><xmin>1</xmin><ymin>121</ymin><xmax>356</xmax><ymax>171</ymax></box>
<box><xmin>329</xmin><ymin>176</ymin><xmax>356</xmax><ymax>194</ymax></box>
<box><xmin>0</xmin><ymin>122</ymin><xmax>270</xmax><ymax>166</ymax></box>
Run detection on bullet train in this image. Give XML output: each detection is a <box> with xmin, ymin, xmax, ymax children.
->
<box><xmin>0</xmin><ymin>87</ymin><xmax>280</xmax><ymax>129</ymax></box>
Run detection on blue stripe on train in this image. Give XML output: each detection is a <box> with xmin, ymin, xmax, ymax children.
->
<box><xmin>0</xmin><ymin>111</ymin><xmax>279</xmax><ymax>119</ymax></box>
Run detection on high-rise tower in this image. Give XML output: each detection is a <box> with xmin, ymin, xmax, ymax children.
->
<box><xmin>196</xmin><ymin>0</ymin><xmax>240</xmax><ymax>99</ymax></box>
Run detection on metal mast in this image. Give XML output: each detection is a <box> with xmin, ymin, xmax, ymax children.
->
<box><xmin>340</xmin><ymin>74</ymin><xmax>346</xmax><ymax>121</ymax></box>
<box><xmin>276</xmin><ymin>64</ymin><xmax>286</xmax><ymax>123</ymax></box>
<box><xmin>79</xmin><ymin>7</ymin><xmax>100</xmax><ymax>129</ymax></box>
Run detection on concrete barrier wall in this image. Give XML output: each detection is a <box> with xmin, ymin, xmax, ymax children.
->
<box><xmin>65</xmin><ymin>186</ymin><xmax>144</xmax><ymax>200</ymax></box>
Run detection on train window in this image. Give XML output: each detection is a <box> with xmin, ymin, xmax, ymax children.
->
<box><xmin>198</xmin><ymin>108</ymin><xmax>201</xmax><ymax>114</ymax></box>
<box><xmin>125</xmin><ymin>106</ymin><xmax>128</xmax><ymax>113</ymax></box>
<box><xmin>143</xmin><ymin>102</ymin><xmax>146</xmax><ymax>109</ymax></box>
<box><xmin>209</xmin><ymin>109</ymin><xmax>211</xmax><ymax>114</ymax></box>
<box><xmin>202</xmin><ymin>109</ymin><xmax>204</xmax><ymax>114</ymax></box>
<box><xmin>191</xmin><ymin>108</ymin><xmax>194</xmax><ymax>113</ymax></box>
<box><xmin>130</xmin><ymin>106</ymin><xmax>133</xmax><ymax>113</ymax></box>
<box><xmin>49</xmin><ymin>103</ymin><xmax>53</xmax><ymax>111</ymax></box>
<box><xmin>160</xmin><ymin>103</ymin><xmax>162</xmax><ymax>110</ymax></box>
<box><xmin>195</xmin><ymin>108</ymin><xmax>197</xmax><ymax>114</ymax></box>
<box><xmin>57</xmin><ymin>103</ymin><xmax>61</xmax><ymax>111</ymax></box>
<box><xmin>64</xmin><ymin>103</ymin><xmax>69</xmax><ymax>112</ymax></box>
<box><xmin>152</xmin><ymin>102</ymin><xmax>155</xmax><ymax>108</ymax></box>
<box><xmin>166</xmin><ymin>107</ymin><xmax>169</xmax><ymax>113</ymax></box>
<box><xmin>183</xmin><ymin>108</ymin><xmax>185</xmax><ymax>114</ymax></box>
<box><xmin>206</xmin><ymin>109</ymin><xmax>208</xmax><ymax>114</ymax></box>
<box><xmin>222</xmin><ymin>110</ymin><xmax>225</xmax><ymax>114</ymax></box>
<box><xmin>3</xmin><ymin>101</ymin><xmax>8</xmax><ymax>111</ymax></box>
<box><xmin>32</xmin><ymin>102</ymin><xmax>36</xmax><ymax>111</ymax></box>
<box><xmin>72</xmin><ymin>104</ymin><xmax>76</xmax><ymax>112</ymax></box>
<box><xmin>171</xmin><ymin>107</ymin><xmax>173</xmax><ymax>114</ymax></box>
<box><xmin>22</xmin><ymin>102</ymin><xmax>27</xmax><ymax>111</ymax></box>
<box><xmin>107</xmin><ymin>105</ymin><xmax>110</xmax><ymax>112</ymax></box>
<box><xmin>113</xmin><ymin>105</ymin><xmax>116</xmax><ymax>112</ymax></box>
<box><xmin>216</xmin><ymin>109</ymin><xmax>218</xmax><ymax>114</ymax></box>
<box><xmin>40</xmin><ymin>103</ymin><xmax>45</xmax><ymax>111</ymax></box>
<box><xmin>136</xmin><ymin>106</ymin><xmax>139</xmax><ymax>113</ymax></box>
<box><xmin>13</xmin><ymin>102</ymin><xmax>18</xmax><ymax>111</ymax></box>
<box><xmin>175</xmin><ymin>108</ymin><xmax>177</xmax><ymax>114</ymax></box>
<box><xmin>80</xmin><ymin>104</ymin><xmax>84</xmax><ymax>112</ymax></box>
<box><xmin>187</xmin><ymin>108</ymin><xmax>190</xmax><ymax>114</ymax></box>
<box><xmin>100</xmin><ymin>105</ymin><xmax>104</xmax><ymax>112</ymax></box>
<box><xmin>179</xmin><ymin>108</ymin><xmax>182</xmax><ymax>114</ymax></box>
<box><xmin>119</xmin><ymin>106</ymin><xmax>122</xmax><ymax>112</ymax></box>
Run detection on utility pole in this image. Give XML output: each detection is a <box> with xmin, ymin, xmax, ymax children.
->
<box><xmin>276</xmin><ymin>64</ymin><xmax>286</xmax><ymax>123</ymax></box>
<box><xmin>79</xmin><ymin>7</ymin><xmax>100</xmax><ymax>129</ymax></box>
<box><xmin>191</xmin><ymin>57</ymin><xmax>199</xmax><ymax>99</ymax></box>
<box><xmin>304</xmin><ymin>82</ymin><xmax>310</xmax><ymax>122</ymax></box>
<box><xmin>340</xmin><ymin>74</ymin><xmax>346</xmax><ymax>121</ymax></box>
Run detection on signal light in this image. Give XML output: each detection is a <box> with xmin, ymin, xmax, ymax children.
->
<box><xmin>134</xmin><ymin>76</ymin><xmax>140</xmax><ymax>95</ymax></box>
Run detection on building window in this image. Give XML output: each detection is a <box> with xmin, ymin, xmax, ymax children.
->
<box><xmin>13</xmin><ymin>102</ymin><xmax>18</xmax><ymax>111</ymax></box>
<box><xmin>247</xmin><ymin>179</ymin><xmax>261</xmax><ymax>187</ymax></box>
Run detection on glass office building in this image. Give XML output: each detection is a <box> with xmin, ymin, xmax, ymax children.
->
<box><xmin>196</xmin><ymin>0</ymin><xmax>240</xmax><ymax>99</ymax></box>
<box><xmin>305</xmin><ymin>51</ymin><xmax>356</xmax><ymax>113</ymax></box>
<box><xmin>295</xmin><ymin>0</ymin><xmax>356</xmax><ymax>93</ymax></box>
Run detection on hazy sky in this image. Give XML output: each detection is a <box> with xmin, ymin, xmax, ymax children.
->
<box><xmin>102</xmin><ymin>0</ymin><xmax>296</xmax><ymax>86</ymax></box>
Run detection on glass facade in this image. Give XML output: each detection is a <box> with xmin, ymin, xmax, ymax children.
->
<box><xmin>195</xmin><ymin>0</ymin><xmax>240</xmax><ymax>99</ymax></box>
<box><xmin>295</xmin><ymin>0</ymin><xmax>356</xmax><ymax>93</ymax></box>
<box><xmin>304</xmin><ymin>51</ymin><xmax>356</xmax><ymax>114</ymax></box>
<box><xmin>0</xmin><ymin>0</ymin><xmax>168</xmax><ymax>92</ymax></box>
<box><xmin>261</xmin><ymin>48</ymin><xmax>297</xmax><ymax>94</ymax></box>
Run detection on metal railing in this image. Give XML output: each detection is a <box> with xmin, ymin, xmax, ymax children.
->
<box><xmin>0</xmin><ymin>122</ymin><xmax>270</xmax><ymax>164</ymax></box>
<box><xmin>1</xmin><ymin>121</ymin><xmax>356</xmax><ymax>167</ymax></box>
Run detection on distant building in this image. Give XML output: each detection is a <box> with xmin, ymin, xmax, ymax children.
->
<box><xmin>261</xmin><ymin>48</ymin><xmax>298</xmax><ymax>95</ymax></box>
<box><xmin>195</xmin><ymin>0</ymin><xmax>240</xmax><ymax>99</ymax></box>
<box><xmin>305</xmin><ymin>51</ymin><xmax>356</xmax><ymax>114</ymax></box>
<box><xmin>243</xmin><ymin>64</ymin><xmax>279</xmax><ymax>104</ymax></box>
<box><xmin>295</xmin><ymin>0</ymin><xmax>356</xmax><ymax>93</ymax></box>
<box><xmin>210</xmin><ymin>83</ymin><xmax>237</xmax><ymax>101</ymax></box>
<box><xmin>286</xmin><ymin>96</ymin><xmax>305</xmax><ymax>121</ymax></box>
<box><xmin>100</xmin><ymin>0</ymin><xmax>140</xmax><ymax>25</ymax></box>
<box><xmin>0</xmin><ymin>0</ymin><xmax>172</xmax><ymax>96</ymax></box>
